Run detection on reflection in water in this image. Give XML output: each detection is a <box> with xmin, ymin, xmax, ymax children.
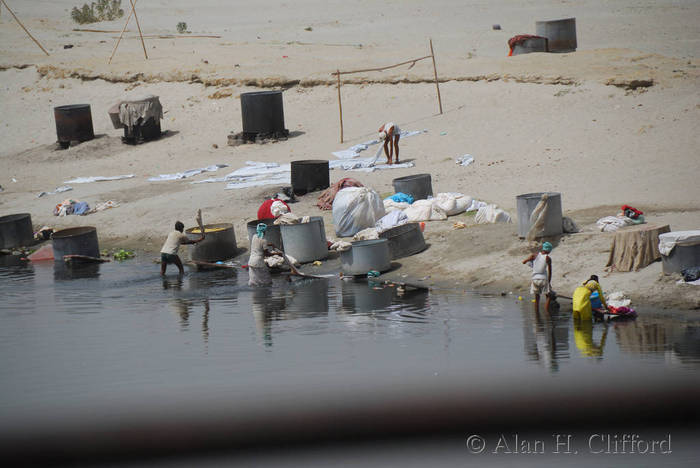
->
<box><xmin>54</xmin><ymin>262</ymin><xmax>100</xmax><ymax>281</ymax></box>
<box><xmin>251</xmin><ymin>286</ymin><xmax>287</xmax><ymax>348</ymax></box>
<box><xmin>522</xmin><ymin>309</ymin><xmax>570</xmax><ymax>372</ymax></box>
<box><xmin>573</xmin><ymin>320</ymin><xmax>608</xmax><ymax>359</ymax></box>
<box><xmin>613</xmin><ymin>319</ymin><xmax>671</xmax><ymax>355</ymax></box>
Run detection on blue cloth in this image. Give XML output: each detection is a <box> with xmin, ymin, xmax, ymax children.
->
<box><xmin>72</xmin><ymin>201</ymin><xmax>90</xmax><ymax>215</ymax></box>
<box><xmin>590</xmin><ymin>291</ymin><xmax>602</xmax><ymax>309</ymax></box>
<box><xmin>386</xmin><ymin>192</ymin><xmax>414</xmax><ymax>204</ymax></box>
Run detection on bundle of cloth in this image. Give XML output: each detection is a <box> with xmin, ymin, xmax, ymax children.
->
<box><xmin>54</xmin><ymin>199</ymin><xmax>90</xmax><ymax>216</ymax></box>
<box><xmin>596</xmin><ymin>205</ymin><xmax>645</xmax><ymax>232</ymax></box>
<box><xmin>317</xmin><ymin>178</ymin><xmax>364</xmax><ymax>210</ymax></box>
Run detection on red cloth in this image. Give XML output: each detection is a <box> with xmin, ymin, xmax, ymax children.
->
<box><xmin>621</xmin><ymin>204</ymin><xmax>643</xmax><ymax>219</ymax></box>
<box><xmin>257</xmin><ymin>199</ymin><xmax>290</xmax><ymax>220</ymax></box>
<box><xmin>316</xmin><ymin>178</ymin><xmax>364</xmax><ymax>210</ymax></box>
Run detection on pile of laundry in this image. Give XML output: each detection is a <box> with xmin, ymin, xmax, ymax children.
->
<box><xmin>596</xmin><ymin>204</ymin><xmax>645</xmax><ymax>232</ymax></box>
<box><xmin>54</xmin><ymin>199</ymin><xmax>90</xmax><ymax>216</ymax></box>
<box><xmin>53</xmin><ymin>199</ymin><xmax>119</xmax><ymax>216</ymax></box>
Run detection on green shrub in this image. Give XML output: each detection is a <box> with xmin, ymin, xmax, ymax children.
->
<box><xmin>176</xmin><ymin>22</ymin><xmax>188</xmax><ymax>34</ymax></box>
<box><xmin>71</xmin><ymin>0</ymin><xmax>124</xmax><ymax>25</ymax></box>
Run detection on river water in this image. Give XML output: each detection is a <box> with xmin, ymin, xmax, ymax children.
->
<box><xmin>1</xmin><ymin>256</ymin><xmax>699</xmax><ymax>463</ymax></box>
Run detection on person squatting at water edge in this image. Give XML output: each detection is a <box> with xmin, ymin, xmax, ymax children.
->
<box><xmin>248</xmin><ymin>223</ymin><xmax>274</xmax><ymax>287</ymax></box>
<box><xmin>572</xmin><ymin>275</ymin><xmax>609</xmax><ymax>321</ymax></box>
<box><xmin>160</xmin><ymin>221</ymin><xmax>204</xmax><ymax>276</ymax></box>
<box><xmin>378</xmin><ymin>122</ymin><xmax>401</xmax><ymax>165</ymax></box>
<box><xmin>522</xmin><ymin>242</ymin><xmax>553</xmax><ymax>313</ymax></box>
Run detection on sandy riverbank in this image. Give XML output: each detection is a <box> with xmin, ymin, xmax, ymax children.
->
<box><xmin>1</xmin><ymin>1</ymin><xmax>699</xmax><ymax>309</ymax></box>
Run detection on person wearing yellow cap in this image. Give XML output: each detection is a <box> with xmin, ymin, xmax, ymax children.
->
<box><xmin>572</xmin><ymin>275</ymin><xmax>608</xmax><ymax>321</ymax></box>
<box><xmin>522</xmin><ymin>241</ymin><xmax>553</xmax><ymax>312</ymax></box>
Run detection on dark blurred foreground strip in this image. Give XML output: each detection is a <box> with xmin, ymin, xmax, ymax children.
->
<box><xmin>1</xmin><ymin>374</ymin><xmax>698</xmax><ymax>466</ymax></box>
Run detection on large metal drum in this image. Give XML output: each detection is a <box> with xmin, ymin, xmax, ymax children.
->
<box><xmin>535</xmin><ymin>18</ymin><xmax>577</xmax><ymax>53</ymax></box>
<box><xmin>0</xmin><ymin>213</ymin><xmax>34</xmax><ymax>249</ymax></box>
<box><xmin>659</xmin><ymin>231</ymin><xmax>700</xmax><ymax>274</ymax></box>
<box><xmin>280</xmin><ymin>216</ymin><xmax>328</xmax><ymax>263</ymax></box>
<box><xmin>54</xmin><ymin>104</ymin><xmax>95</xmax><ymax>148</ymax></box>
<box><xmin>516</xmin><ymin>192</ymin><xmax>563</xmax><ymax>238</ymax></box>
<box><xmin>240</xmin><ymin>90</ymin><xmax>286</xmax><ymax>135</ymax></box>
<box><xmin>186</xmin><ymin>223</ymin><xmax>237</xmax><ymax>262</ymax></box>
<box><xmin>340</xmin><ymin>239</ymin><xmax>392</xmax><ymax>276</ymax></box>
<box><xmin>379</xmin><ymin>223</ymin><xmax>427</xmax><ymax>259</ymax></box>
<box><xmin>52</xmin><ymin>226</ymin><xmax>100</xmax><ymax>260</ymax></box>
<box><xmin>392</xmin><ymin>174</ymin><xmax>433</xmax><ymax>201</ymax></box>
<box><xmin>291</xmin><ymin>160</ymin><xmax>330</xmax><ymax>195</ymax></box>
<box><xmin>247</xmin><ymin>219</ymin><xmax>283</xmax><ymax>251</ymax></box>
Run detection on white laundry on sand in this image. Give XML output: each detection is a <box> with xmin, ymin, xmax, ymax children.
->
<box><xmin>331</xmin><ymin>129</ymin><xmax>427</xmax><ymax>159</ymax></box>
<box><xmin>456</xmin><ymin>154</ymin><xmax>475</xmax><ymax>166</ymax></box>
<box><xmin>148</xmin><ymin>164</ymin><xmax>229</xmax><ymax>181</ymax></box>
<box><xmin>37</xmin><ymin>185</ymin><xmax>73</xmax><ymax>198</ymax></box>
<box><xmin>64</xmin><ymin>175</ymin><xmax>134</xmax><ymax>184</ymax></box>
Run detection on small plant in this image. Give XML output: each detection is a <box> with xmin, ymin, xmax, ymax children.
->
<box><xmin>176</xmin><ymin>22</ymin><xmax>188</xmax><ymax>34</ymax></box>
<box><xmin>71</xmin><ymin>0</ymin><xmax>124</xmax><ymax>25</ymax></box>
<box><xmin>113</xmin><ymin>248</ymin><xmax>135</xmax><ymax>261</ymax></box>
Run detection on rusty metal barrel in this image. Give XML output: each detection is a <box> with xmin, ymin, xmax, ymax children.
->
<box><xmin>0</xmin><ymin>213</ymin><xmax>34</xmax><ymax>250</ymax></box>
<box><xmin>535</xmin><ymin>18</ymin><xmax>577</xmax><ymax>53</ymax></box>
<box><xmin>54</xmin><ymin>104</ymin><xmax>95</xmax><ymax>148</ymax></box>
<box><xmin>291</xmin><ymin>160</ymin><xmax>330</xmax><ymax>195</ymax></box>
<box><xmin>51</xmin><ymin>226</ymin><xmax>100</xmax><ymax>260</ymax></box>
<box><xmin>186</xmin><ymin>223</ymin><xmax>237</xmax><ymax>262</ymax></box>
<box><xmin>241</xmin><ymin>90</ymin><xmax>286</xmax><ymax>135</ymax></box>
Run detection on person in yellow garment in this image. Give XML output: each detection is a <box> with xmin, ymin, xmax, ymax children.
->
<box><xmin>573</xmin><ymin>320</ymin><xmax>609</xmax><ymax>358</ymax></box>
<box><xmin>572</xmin><ymin>275</ymin><xmax>608</xmax><ymax>321</ymax></box>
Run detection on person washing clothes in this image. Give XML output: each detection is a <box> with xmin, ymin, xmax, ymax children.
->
<box><xmin>378</xmin><ymin>122</ymin><xmax>401</xmax><ymax>165</ymax></box>
<box><xmin>248</xmin><ymin>223</ymin><xmax>274</xmax><ymax>287</ymax></box>
<box><xmin>160</xmin><ymin>221</ymin><xmax>204</xmax><ymax>276</ymax></box>
<box><xmin>572</xmin><ymin>275</ymin><xmax>608</xmax><ymax>321</ymax></box>
<box><xmin>522</xmin><ymin>242</ymin><xmax>553</xmax><ymax>313</ymax></box>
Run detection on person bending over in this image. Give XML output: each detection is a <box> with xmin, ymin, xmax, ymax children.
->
<box><xmin>160</xmin><ymin>221</ymin><xmax>204</xmax><ymax>276</ymax></box>
<box><xmin>378</xmin><ymin>122</ymin><xmax>401</xmax><ymax>165</ymax></box>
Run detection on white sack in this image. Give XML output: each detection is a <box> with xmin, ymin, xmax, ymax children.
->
<box><xmin>434</xmin><ymin>192</ymin><xmax>473</xmax><ymax>216</ymax></box>
<box><xmin>404</xmin><ymin>199</ymin><xmax>447</xmax><ymax>222</ymax></box>
<box><xmin>376</xmin><ymin>210</ymin><xmax>408</xmax><ymax>233</ymax></box>
<box><xmin>333</xmin><ymin>187</ymin><xmax>386</xmax><ymax>237</ymax></box>
<box><xmin>383</xmin><ymin>199</ymin><xmax>410</xmax><ymax>213</ymax></box>
<box><xmin>475</xmin><ymin>204</ymin><xmax>512</xmax><ymax>224</ymax></box>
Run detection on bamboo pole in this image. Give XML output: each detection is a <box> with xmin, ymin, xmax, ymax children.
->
<box><xmin>331</xmin><ymin>55</ymin><xmax>432</xmax><ymax>76</ymax></box>
<box><xmin>129</xmin><ymin>0</ymin><xmax>148</xmax><ymax>60</ymax></box>
<box><xmin>108</xmin><ymin>1</ymin><xmax>136</xmax><ymax>64</ymax></box>
<box><xmin>429</xmin><ymin>38</ymin><xmax>443</xmax><ymax>114</ymax></box>
<box><xmin>1</xmin><ymin>0</ymin><xmax>50</xmax><ymax>56</ymax></box>
<box><xmin>336</xmin><ymin>69</ymin><xmax>343</xmax><ymax>144</ymax></box>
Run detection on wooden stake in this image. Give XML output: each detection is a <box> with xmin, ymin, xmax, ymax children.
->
<box><xmin>336</xmin><ymin>69</ymin><xmax>344</xmax><ymax>144</ymax></box>
<box><xmin>429</xmin><ymin>38</ymin><xmax>443</xmax><ymax>115</ymax></box>
<box><xmin>1</xmin><ymin>0</ymin><xmax>50</xmax><ymax>56</ymax></box>
<box><xmin>108</xmin><ymin>1</ymin><xmax>135</xmax><ymax>64</ymax></box>
<box><xmin>129</xmin><ymin>0</ymin><xmax>148</xmax><ymax>60</ymax></box>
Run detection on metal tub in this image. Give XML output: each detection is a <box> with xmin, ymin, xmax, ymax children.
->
<box><xmin>280</xmin><ymin>216</ymin><xmax>328</xmax><ymax>263</ymax></box>
<box><xmin>54</xmin><ymin>104</ymin><xmax>95</xmax><ymax>148</ymax></box>
<box><xmin>186</xmin><ymin>223</ymin><xmax>237</xmax><ymax>262</ymax></box>
<box><xmin>516</xmin><ymin>192</ymin><xmax>563</xmax><ymax>238</ymax></box>
<box><xmin>379</xmin><ymin>223</ymin><xmax>427</xmax><ymax>259</ymax></box>
<box><xmin>391</xmin><ymin>174</ymin><xmax>433</xmax><ymax>201</ymax></box>
<box><xmin>0</xmin><ymin>213</ymin><xmax>34</xmax><ymax>249</ymax></box>
<box><xmin>340</xmin><ymin>239</ymin><xmax>391</xmax><ymax>276</ymax></box>
<box><xmin>52</xmin><ymin>226</ymin><xmax>100</xmax><ymax>260</ymax></box>
<box><xmin>291</xmin><ymin>160</ymin><xmax>330</xmax><ymax>195</ymax></box>
<box><xmin>535</xmin><ymin>18</ymin><xmax>577</xmax><ymax>53</ymax></box>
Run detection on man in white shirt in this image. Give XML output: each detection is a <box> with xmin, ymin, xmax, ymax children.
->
<box><xmin>160</xmin><ymin>221</ymin><xmax>204</xmax><ymax>276</ymax></box>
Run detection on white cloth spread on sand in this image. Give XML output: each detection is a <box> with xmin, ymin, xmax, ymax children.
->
<box><xmin>148</xmin><ymin>164</ymin><xmax>229</xmax><ymax>182</ymax></box>
<box><xmin>331</xmin><ymin>129</ymin><xmax>426</xmax><ymax>159</ymax></box>
<box><xmin>37</xmin><ymin>185</ymin><xmax>73</xmax><ymax>198</ymax></box>
<box><xmin>64</xmin><ymin>175</ymin><xmax>134</xmax><ymax>184</ymax></box>
<box><xmin>109</xmin><ymin>95</ymin><xmax>163</xmax><ymax>128</ymax></box>
<box><xmin>456</xmin><ymin>155</ymin><xmax>475</xmax><ymax>166</ymax></box>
